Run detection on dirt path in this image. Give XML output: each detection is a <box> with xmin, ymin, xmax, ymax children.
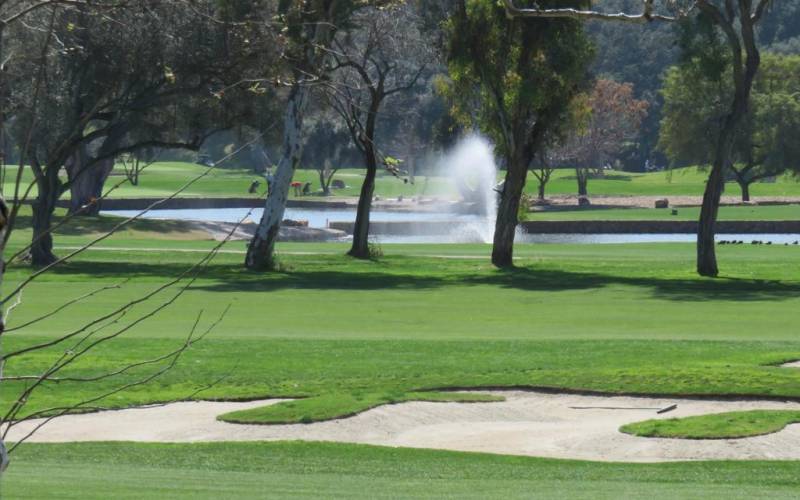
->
<box><xmin>9</xmin><ymin>391</ymin><xmax>800</xmax><ymax>463</ymax></box>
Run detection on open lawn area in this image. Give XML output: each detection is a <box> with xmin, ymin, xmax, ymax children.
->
<box><xmin>5</xmin><ymin>162</ymin><xmax>800</xmax><ymax>200</ymax></box>
<box><xmin>4</xmin><ymin>227</ymin><xmax>800</xmax><ymax>420</ymax></box>
<box><xmin>4</xmin><ymin>218</ymin><xmax>800</xmax><ymax>496</ymax></box>
<box><xmin>5</xmin><ymin>442</ymin><xmax>800</xmax><ymax>499</ymax></box>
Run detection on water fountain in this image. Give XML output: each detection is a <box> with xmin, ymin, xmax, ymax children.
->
<box><xmin>439</xmin><ymin>135</ymin><xmax>500</xmax><ymax>243</ymax></box>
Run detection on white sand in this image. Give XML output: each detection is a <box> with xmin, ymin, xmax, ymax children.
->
<box><xmin>8</xmin><ymin>391</ymin><xmax>800</xmax><ymax>463</ymax></box>
<box><xmin>782</xmin><ymin>360</ymin><xmax>800</xmax><ymax>368</ymax></box>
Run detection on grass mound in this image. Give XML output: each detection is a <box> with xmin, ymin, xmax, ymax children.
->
<box><xmin>219</xmin><ymin>391</ymin><xmax>503</xmax><ymax>425</ymax></box>
<box><xmin>621</xmin><ymin>410</ymin><xmax>800</xmax><ymax>440</ymax></box>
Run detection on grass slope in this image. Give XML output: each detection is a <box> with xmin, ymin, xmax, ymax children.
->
<box><xmin>5</xmin><ymin>442</ymin><xmax>800</xmax><ymax>499</ymax></box>
<box><xmin>622</xmin><ymin>410</ymin><xmax>800</xmax><ymax>440</ymax></box>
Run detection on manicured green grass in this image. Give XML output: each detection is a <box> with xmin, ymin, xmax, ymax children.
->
<box><xmin>4</xmin><ymin>234</ymin><xmax>800</xmax><ymax>422</ymax></box>
<box><xmin>621</xmin><ymin>411</ymin><xmax>800</xmax><ymax>440</ymax></box>
<box><xmin>4</xmin><ymin>216</ymin><xmax>800</xmax><ymax>495</ymax></box>
<box><xmin>1</xmin><ymin>163</ymin><xmax>448</xmax><ymax>200</ymax></box>
<box><xmin>534</xmin><ymin>168</ymin><xmax>800</xmax><ymax>198</ymax></box>
<box><xmin>5</xmin><ymin>442</ymin><xmax>800</xmax><ymax>499</ymax></box>
<box><xmin>220</xmin><ymin>391</ymin><xmax>503</xmax><ymax>425</ymax></box>
<box><xmin>5</xmin><ymin>174</ymin><xmax>800</xmax><ymax>494</ymax></box>
<box><xmin>4</xmin><ymin>208</ymin><xmax>800</xmax><ymax>419</ymax></box>
<box><xmin>6</xmin><ymin>161</ymin><xmax>800</xmax><ymax>201</ymax></box>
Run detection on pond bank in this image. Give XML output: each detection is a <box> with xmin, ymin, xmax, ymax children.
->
<box><xmin>328</xmin><ymin>220</ymin><xmax>800</xmax><ymax>235</ymax></box>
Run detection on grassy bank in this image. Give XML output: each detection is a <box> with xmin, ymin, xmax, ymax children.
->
<box><xmin>622</xmin><ymin>410</ymin><xmax>800</xmax><ymax>440</ymax></box>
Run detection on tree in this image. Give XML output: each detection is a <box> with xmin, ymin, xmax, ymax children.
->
<box><xmin>659</xmin><ymin>53</ymin><xmax>800</xmax><ymax>201</ymax></box>
<box><xmin>446</xmin><ymin>0</ymin><xmax>593</xmax><ymax>267</ymax></box>
<box><xmin>245</xmin><ymin>0</ymin><xmax>396</xmax><ymax>271</ymax></box>
<box><xmin>529</xmin><ymin>154</ymin><xmax>554</xmax><ymax>202</ymax></box>
<box><xmin>8</xmin><ymin>1</ymin><xmax>254</xmax><ymax>265</ymax></box>
<box><xmin>0</xmin><ymin>3</ymin><xmax>266</xmax><ymax>470</ymax></box>
<box><xmin>326</xmin><ymin>4</ymin><xmax>427</xmax><ymax>259</ymax></box>
<box><xmin>551</xmin><ymin>79</ymin><xmax>648</xmax><ymax>202</ymax></box>
<box><xmin>301</xmin><ymin>119</ymin><xmax>358</xmax><ymax>195</ymax></box>
<box><xmin>503</xmin><ymin>0</ymin><xmax>773</xmax><ymax>277</ymax></box>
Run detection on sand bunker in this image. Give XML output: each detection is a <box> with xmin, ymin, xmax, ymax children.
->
<box><xmin>782</xmin><ymin>360</ymin><xmax>800</xmax><ymax>368</ymax></box>
<box><xmin>8</xmin><ymin>391</ymin><xmax>800</xmax><ymax>463</ymax></box>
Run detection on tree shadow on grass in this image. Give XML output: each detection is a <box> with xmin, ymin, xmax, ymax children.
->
<box><xmin>465</xmin><ymin>267</ymin><xmax>800</xmax><ymax>302</ymax></box>
<box><xmin>35</xmin><ymin>260</ymin><xmax>800</xmax><ymax>303</ymax></box>
<box><xmin>13</xmin><ymin>214</ymin><xmax>198</xmax><ymax>236</ymax></box>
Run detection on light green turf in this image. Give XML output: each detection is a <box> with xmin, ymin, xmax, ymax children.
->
<box><xmin>5</xmin><ymin>162</ymin><xmax>800</xmax><ymax>200</ymax></box>
<box><xmin>5</xmin><ymin>170</ymin><xmax>800</xmax><ymax>495</ymax></box>
<box><xmin>621</xmin><ymin>410</ymin><xmax>800</xmax><ymax>440</ymax></box>
<box><xmin>4</xmin><ymin>442</ymin><xmax>800</xmax><ymax>499</ymax></box>
<box><xmin>532</xmin><ymin>168</ymin><xmax>800</xmax><ymax>198</ymax></box>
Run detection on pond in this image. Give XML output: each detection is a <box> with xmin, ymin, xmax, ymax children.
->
<box><xmin>102</xmin><ymin>207</ymin><xmax>487</xmax><ymax>227</ymax></box>
<box><xmin>102</xmin><ymin>208</ymin><xmax>800</xmax><ymax>245</ymax></box>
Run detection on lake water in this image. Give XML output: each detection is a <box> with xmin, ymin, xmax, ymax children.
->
<box><xmin>102</xmin><ymin>208</ymin><xmax>800</xmax><ymax>245</ymax></box>
<box><xmin>103</xmin><ymin>208</ymin><xmax>486</xmax><ymax>226</ymax></box>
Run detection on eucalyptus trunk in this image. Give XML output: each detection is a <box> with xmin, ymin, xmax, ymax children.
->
<box><xmin>246</xmin><ymin>84</ymin><xmax>311</xmax><ymax>271</ymax></box>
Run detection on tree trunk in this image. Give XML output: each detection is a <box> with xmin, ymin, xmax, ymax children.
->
<box><xmin>739</xmin><ymin>179</ymin><xmax>751</xmax><ymax>203</ymax></box>
<box><xmin>492</xmin><ymin>152</ymin><xmax>528</xmax><ymax>268</ymax></box>
<box><xmin>698</xmin><ymin>117</ymin><xmax>740</xmax><ymax>277</ymax></box>
<box><xmin>67</xmin><ymin>151</ymin><xmax>115</xmax><ymax>216</ymax></box>
<box><xmin>697</xmin><ymin>160</ymin><xmax>726</xmax><ymax>277</ymax></box>
<box><xmin>130</xmin><ymin>158</ymin><xmax>140</xmax><ymax>186</ymax></box>
<box><xmin>0</xmin><ymin>194</ymin><xmax>9</xmax><ymax>474</ymax></box>
<box><xmin>349</xmin><ymin>163</ymin><xmax>376</xmax><ymax>259</ymax></box>
<box><xmin>250</xmin><ymin>144</ymin><xmax>268</xmax><ymax>174</ymax></box>
<box><xmin>695</xmin><ymin>3</ymin><xmax>762</xmax><ymax>277</ymax></box>
<box><xmin>30</xmin><ymin>169</ymin><xmax>60</xmax><ymax>266</ymax></box>
<box><xmin>576</xmin><ymin>169</ymin><xmax>588</xmax><ymax>197</ymax></box>
<box><xmin>0</xmin><ymin>439</ymin><xmax>8</xmax><ymax>474</ymax></box>
<box><xmin>537</xmin><ymin>180</ymin><xmax>546</xmax><ymax>201</ymax></box>
<box><xmin>246</xmin><ymin>84</ymin><xmax>311</xmax><ymax>271</ymax></box>
<box><xmin>319</xmin><ymin>170</ymin><xmax>330</xmax><ymax>196</ymax></box>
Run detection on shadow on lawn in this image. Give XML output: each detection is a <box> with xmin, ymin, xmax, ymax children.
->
<box><xmin>38</xmin><ymin>259</ymin><xmax>800</xmax><ymax>303</ymax></box>
<box><xmin>13</xmin><ymin>214</ymin><xmax>198</xmax><ymax>236</ymax></box>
